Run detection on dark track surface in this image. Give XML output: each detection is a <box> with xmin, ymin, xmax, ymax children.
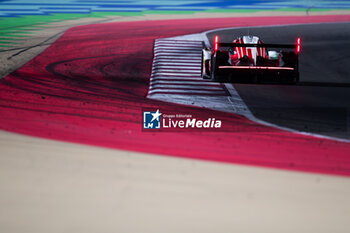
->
<box><xmin>207</xmin><ymin>22</ymin><xmax>350</xmax><ymax>139</ymax></box>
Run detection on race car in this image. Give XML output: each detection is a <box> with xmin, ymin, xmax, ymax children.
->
<box><xmin>201</xmin><ymin>35</ymin><xmax>300</xmax><ymax>83</ymax></box>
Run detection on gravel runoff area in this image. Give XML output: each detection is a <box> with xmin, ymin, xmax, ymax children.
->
<box><xmin>0</xmin><ymin>10</ymin><xmax>350</xmax><ymax>233</ymax></box>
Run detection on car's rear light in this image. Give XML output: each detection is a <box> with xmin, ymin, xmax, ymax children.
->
<box><xmin>296</xmin><ymin>37</ymin><xmax>301</xmax><ymax>53</ymax></box>
<box><xmin>214</xmin><ymin>35</ymin><xmax>219</xmax><ymax>51</ymax></box>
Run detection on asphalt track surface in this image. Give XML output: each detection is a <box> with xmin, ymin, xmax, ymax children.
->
<box><xmin>1</xmin><ymin>15</ymin><xmax>350</xmax><ymax>176</ymax></box>
<box><xmin>207</xmin><ymin>22</ymin><xmax>350</xmax><ymax>139</ymax></box>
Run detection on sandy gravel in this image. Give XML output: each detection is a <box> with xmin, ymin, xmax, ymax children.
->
<box><xmin>1</xmin><ymin>130</ymin><xmax>350</xmax><ymax>233</ymax></box>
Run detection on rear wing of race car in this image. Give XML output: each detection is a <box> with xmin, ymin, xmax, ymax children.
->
<box><xmin>213</xmin><ymin>36</ymin><xmax>301</xmax><ymax>54</ymax></box>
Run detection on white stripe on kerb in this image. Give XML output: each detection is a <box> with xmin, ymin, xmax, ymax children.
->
<box><xmin>153</xmin><ymin>61</ymin><xmax>201</xmax><ymax>65</ymax></box>
<box><xmin>154</xmin><ymin>46</ymin><xmax>202</xmax><ymax>49</ymax></box>
<box><xmin>153</xmin><ymin>66</ymin><xmax>199</xmax><ymax>70</ymax></box>
<box><xmin>153</xmin><ymin>59</ymin><xmax>201</xmax><ymax>63</ymax></box>
<box><xmin>151</xmin><ymin>80</ymin><xmax>220</xmax><ymax>85</ymax></box>
<box><xmin>149</xmin><ymin>89</ymin><xmax>226</xmax><ymax>94</ymax></box>
<box><xmin>152</xmin><ymin>72</ymin><xmax>201</xmax><ymax>76</ymax></box>
<box><xmin>154</xmin><ymin>56</ymin><xmax>201</xmax><ymax>60</ymax></box>
<box><xmin>150</xmin><ymin>85</ymin><xmax>223</xmax><ymax>90</ymax></box>
<box><xmin>155</xmin><ymin>52</ymin><xmax>201</xmax><ymax>56</ymax></box>
<box><xmin>150</xmin><ymin>77</ymin><xmax>202</xmax><ymax>81</ymax></box>
<box><xmin>152</xmin><ymin>69</ymin><xmax>200</xmax><ymax>73</ymax></box>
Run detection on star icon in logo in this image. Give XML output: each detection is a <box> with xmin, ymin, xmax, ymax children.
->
<box><xmin>151</xmin><ymin>109</ymin><xmax>161</xmax><ymax>122</ymax></box>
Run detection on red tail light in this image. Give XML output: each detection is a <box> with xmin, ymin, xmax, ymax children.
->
<box><xmin>214</xmin><ymin>35</ymin><xmax>219</xmax><ymax>51</ymax></box>
<box><xmin>296</xmin><ymin>37</ymin><xmax>301</xmax><ymax>53</ymax></box>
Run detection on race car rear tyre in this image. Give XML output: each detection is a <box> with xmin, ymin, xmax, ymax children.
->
<box><xmin>210</xmin><ymin>54</ymin><xmax>218</xmax><ymax>81</ymax></box>
<box><xmin>202</xmin><ymin>49</ymin><xmax>212</xmax><ymax>79</ymax></box>
<box><xmin>201</xmin><ymin>51</ymin><xmax>204</xmax><ymax>78</ymax></box>
<box><xmin>202</xmin><ymin>60</ymin><xmax>211</xmax><ymax>79</ymax></box>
